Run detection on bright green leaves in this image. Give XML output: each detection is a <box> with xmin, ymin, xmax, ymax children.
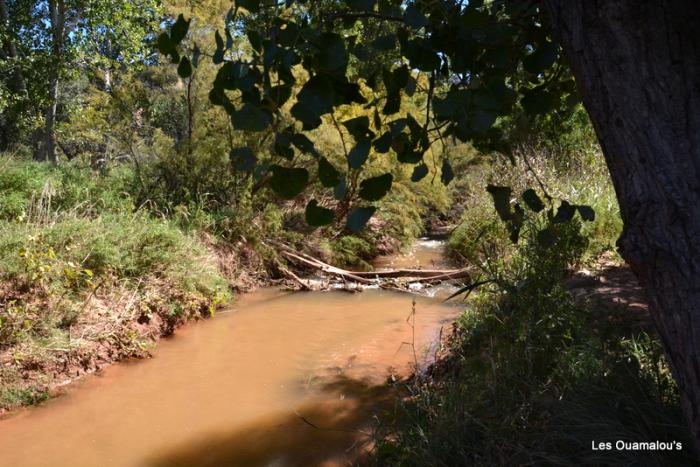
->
<box><xmin>359</xmin><ymin>174</ymin><xmax>393</xmax><ymax>201</ymax></box>
<box><xmin>522</xmin><ymin>188</ymin><xmax>545</xmax><ymax>212</ymax></box>
<box><xmin>347</xmin><ymin>206</ymin><xmax>376</xmax><ymax>232</ymax></box>
<box><xmin>305</xmin><ymin>200</ymin><xmax>335</xmax><ymax>227</ymax></box>
<box><xmin>269</xmin><ymin>165</ymin><xmax>309</xmax><ymax>199</ymax></box>
<box><xmin>318</xmin><ymin>157</ymin><xmax>341</xmax><ymax>188</ymax></box>
<box><xmin>230</xmin><ymin>147</ymin><xmax>257</xmax><ymax>172</ymax></box>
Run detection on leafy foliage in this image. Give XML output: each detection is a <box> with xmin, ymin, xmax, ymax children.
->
<box><xmin>157</xmin><ymin>0</ymin><xmax>580</xmax><ymax>233</ymax></box>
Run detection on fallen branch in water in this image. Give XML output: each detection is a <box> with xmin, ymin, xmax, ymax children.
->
<box><xmin>278</xmin><ymin>247</ymin><xmax>471</xmax><ymax>287</ymax></box>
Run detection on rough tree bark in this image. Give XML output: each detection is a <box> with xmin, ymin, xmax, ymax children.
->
<box><xmin>40</xmin><ymin>0</ymin><xmax>65</xmax><ymax>165</ymax></box>
<box><xmin>544</xmin><ymin>0</ymin><xmax>700</xmax><ymax>449</ymax></box>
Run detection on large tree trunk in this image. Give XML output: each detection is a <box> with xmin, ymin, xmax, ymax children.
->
<box><xmin>544</xmin><ymin>0</ymin><xmax>700</xmax><ymax>449</ymax></box>
<box><xmin>40</xmin><ymin>0</ymin><xmax>65</xmax><ymax>165</ymax></box>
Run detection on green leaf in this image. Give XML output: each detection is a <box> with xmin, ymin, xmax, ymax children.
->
<box><xmin>509</xmin><ymin>204</ymin><xmax>524</xmax><ymax>243</ymax></box>
<box><xmin>553</xmin><ymin>200</ymin><xmax>576</xmax><ymax>223</ymax></box>
<box><xmin>373</xmin><ymin>133</ymin><xmax>392</xmax><ymax>153</ymax></box>
<box><xmin>342</xmin><ymin>116</ymin><xmax>373</xmax><ymax>140</ymax></box>
<box><xmin>238</xmin><ymin>0</ymin><xmax>261</xmax><ymax>12</ymax></box>
<box><xmin>292</xmin><ymin>134</ymin><xmax>319</xmax><ymax>157</ymax></box>
<box><xmin>230</xmin><ymin>147</ymin><xmax>257</xmax><ymax>171</ymax></box>
<box><xmin>537</xmin><ymin>227</ymin><xmax>556</xmax><ymax>247</ymax></box>
<box><xmin>305</xmin><ymin>200</ymin><xmax>335</xmax><ymax>227</ymax></box>
<box><xmin>192</xmin><ymin>44</ymin><xmax>201</xmax><ymax>68</ymax></box>
<box><xmin>231</xmin><ymin>104</ymin><xmax>272</xmax><ymax>132</ymax></box>
<box><xmin>347</xmin><ymin>0</ymin><xmax>376</xmax><ymax>11</ymax></box>
<box><xmin>486</xmin><ymin>185</ymin><xmax>512</xmax><ymax>221</ymax></box>
<box><xmin>576</xmin><ymin>205</ymin><xmax>596</xmax><ymax>222</ymax></box>
<box><xmin>348</xmin><ymin>139</ymin><xmax>371</xmax><ymax>169</ymax></box>
<box><xmin>274</xmin><ymin>131</ymin><xmax>294</xmax><ymax>160</ymax></box>
<box><xmin>522</xmin><ymin>88</ymin><xmax>558</xmax><ymax>115</ymax></box>
<box><xmin>317</xmin><ymin>33</ymin><xmax>348</xmax><ymax>72</ymax></box>
<box><xmin>247</xmin><ymin>30</ymin><xmax>263</xmax><ymax>53</ymax></box>
<box><xmin>359</xmin><ymin>173</ymin><xmax>393</xmax><ymax>201</ymax></box>
<box><xmin>269</xmin><ymin>165</ymin><xmax>309</xmax><ymax>199</ymax></box>
<box><xmin>523</xmin><ymin>40</ymin><xmax>558</xmax><ymax>74</ymax></box>
<box><xmin>441</xmin><ymin>159</ymin><xmax>455</xmax><ymax>185</ymax></box>
<box><xmin>371</xmin><ymin>34</ymin><xmax>396</xmax><ymax>51</ymax></box>
<box><xmin>318</xmin><ymin>157</ymin><xmax>340</xmax><ymax>188</ymax></box>
<box><xmin>170</xmin><ymin>14</ymin><xmax>190</xmax><ymax>45</ymax></box>
<box><xmin>291</xmin><ymin>75</ymin><xmax>334</xmax><ymax>130</ymax></box>
<box><xmin>411</xmin><ymin>164</ymin><xmax>429</xmax><ymax>182</ymax></box>
<box><xmin>213</xmin><ymin>30</ymin><xmax>225</xmax><ymax>64</ymax></box>
<box><xmin>177</xmin><ymin>57</ymin><xmax>192</xmax><ymax>78</ymax></box>
<box><xmin>334</xmin><ymin>174</ymin><xmax>347</xmax><ymax>200</ymax></box>
<box><xmin>157</xmin><ymin>33</ymin><xmax>174</xmax><ymax>55</ymax></box>
<box><xmin>347</xmin><ymin>206</ymin><xmax>376</xmax><ymax>232</ymax></box>
<box><xmin>522</xmin><ymin>188</ymin><xmax>545</xmax><ymax>212</ymax></box>
<box><xmin>404</xmin><ymin>5</ymin><xmax>429</xmax><ymax>27</ymax></box>
<box><xmin>404</xmin><ymin>38</ymin><xmax>440</xmax><ymax>71</ymax></box>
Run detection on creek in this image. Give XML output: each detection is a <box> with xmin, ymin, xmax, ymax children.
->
<box><xmin>0</xmin><ymin>239</ymin><xmax>460</xmax><ymax>467</ymax></box>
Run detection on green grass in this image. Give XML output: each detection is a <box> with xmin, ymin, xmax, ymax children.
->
<box><xmin>370</xmin><ymin>147</ymin><xmax>693</xmax><ymax>465</ymax></box>
<box><xmin>0</xmin><ymin>157</ymin><xmax>232</xmax><ymax>411</ymax></box>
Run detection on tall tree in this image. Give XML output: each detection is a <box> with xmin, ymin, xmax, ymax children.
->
<box><xmin>544</xmin><ymin>0</ymin><xmax>700</xmax><ymax>446</ymax></box>
<box><xmin>0</xmin><ymin>0</ymin><xmax>163</xmax><ymax>162</ymax></box>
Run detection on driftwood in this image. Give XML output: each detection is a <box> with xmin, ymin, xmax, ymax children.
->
<box><xmin>279</xmin><ymin>247</ymin><xmax>471</xmax><ymax>287</ymax></box>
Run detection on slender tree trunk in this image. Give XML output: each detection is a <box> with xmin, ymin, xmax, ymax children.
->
<box><xmin>41</xmin><ymin>0</ymin><xmax>65</xmax><ymax>165</ymax></box>
<box><xmin>544</xmin><ymin>0</ymin><xmax>700</xmax><ymax>450</ymax></box>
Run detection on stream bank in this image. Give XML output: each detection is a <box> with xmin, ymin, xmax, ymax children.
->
<box><xmin>0</xmin><ymin>240</ymin><xmax>463</xmax><ymax>466</ymax></box>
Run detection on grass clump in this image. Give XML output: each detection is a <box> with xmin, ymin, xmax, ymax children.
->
<box><xmin>0</xmin><ymin>157</ymin><xmax>231</xmax><ymax>412</ymax></box>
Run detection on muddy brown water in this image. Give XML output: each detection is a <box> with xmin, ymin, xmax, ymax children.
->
<box><xmin>0</xmin><ymin>240</ymin><xmax>459</xmax><ymax>467</ymax></box>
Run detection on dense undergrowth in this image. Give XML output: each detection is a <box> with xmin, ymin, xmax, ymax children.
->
<box><xmin>370</xmin><ymin>145</ymin><xmax>695</xmax><ymax>465</ymax></box>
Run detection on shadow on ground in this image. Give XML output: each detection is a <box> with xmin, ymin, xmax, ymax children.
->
<box><xmin>146</xmin><ymin>376</ymin><xmax>393</xmax><ymax>467</ymax></box>
<box><xmin>567</xmin><ymin>261</ymin><xmax>653</xmax><ymax>333</ymax></box>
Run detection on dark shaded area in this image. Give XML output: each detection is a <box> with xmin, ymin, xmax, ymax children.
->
<box><xmin>146</xmin><ymin>376</ymin><xmax>393</xmax><ymax>467</ymax></box>
<box><xmin>567</xmin><ymin>261</ymin><xmax>653</xmax><ymax>333</ymax></box>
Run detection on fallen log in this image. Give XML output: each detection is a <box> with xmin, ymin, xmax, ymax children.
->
<box><xmin>280</xmin><ymin>249</ymin><xmax>471</xmax><ymax>285</ymax></box>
